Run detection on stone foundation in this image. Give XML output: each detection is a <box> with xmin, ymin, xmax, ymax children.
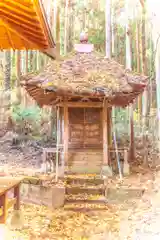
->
<box><xmin>21</xmin><ymin>183</ymin><xmax>65</xmax><ymax>208</ymax></box>
<box><xmin>106</xmin><ymin>187</ymin><xmax>145</xmax><ymax>204</ymax></box>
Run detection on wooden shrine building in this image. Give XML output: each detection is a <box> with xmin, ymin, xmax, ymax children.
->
<box><xmin>21</xmin><ymin>39</ymin><xmax>148</xmax><ymax>175</ymax></box>
<box><xmin>0</xmin><ymin>0</ymin><xmax>56</xmax><ymax>58</ymax></box>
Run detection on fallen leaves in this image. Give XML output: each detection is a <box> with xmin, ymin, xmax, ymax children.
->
<box><xmin>4</xmin><ymin>200</ymin><xmax>121</xmax><ymax>240</ymax></box>
<box><xmin>49</xmin><ymin>208</ymin><xmax>120</xmax><ymax>239</ymax></box>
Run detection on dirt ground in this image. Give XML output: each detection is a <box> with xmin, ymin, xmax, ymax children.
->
<box><xmin>0</xmin><ymin>140</ymin><xmax>42</xmax><ymax>173</ymax></box>
<box><xmin>0</xmin><ymin>141</ymin><xmax>160</xmax><ymax>239</ymax></box>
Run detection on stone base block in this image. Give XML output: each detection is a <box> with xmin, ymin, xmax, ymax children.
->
<box><xmin>21</xmin><ymin>184</ymin><xmax>65</xmax><ymax>208</ymax></box>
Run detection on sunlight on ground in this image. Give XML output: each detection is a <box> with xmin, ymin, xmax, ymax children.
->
<box><xmin>0</xmin><ymin>224</ymin><xmax>27</xmax><ymax>240</ymax></box>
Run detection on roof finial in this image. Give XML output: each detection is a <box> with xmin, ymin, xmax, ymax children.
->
<box><xmin>80</xmin><ymin>31</ymin><xmax>88</xmax><ymax>43</ymax></box>
<box><xmin>74</xmin><ymin>31</ymin><xmax>94</xmax><ymax>53</ymax></box>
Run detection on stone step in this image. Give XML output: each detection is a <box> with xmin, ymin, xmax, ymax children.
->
<box><xmin>67</xmin><ymin>160</ymin><xmax>102</xmax><ymax>164</ymax></box>
<box><xmin>65</xmin><ymin>173</ymin><xmax>101</xmax><ymax>178</ymax></box>
<box><xmin>66</xmin><ymin>177</ymin><xmax>104</xmax><ymax>186</ymax></box>
<box><xmin>67</xmin><ymin>168</ymin><xmax>102</xmax><ymax>174</ymax></box>
<box><xmin>65</xmin><ymin>199</ymin><xmax>107</xmax><ymax>204</ymax></box>
<box><xmin>65</xmin><ymin>193</ymin><xmax>106</xmax><ymax>202</ymax></box>
<box><xmin>64</xmin><ymin>202</ymin><xmax>109</xmax><ymax>212</ymax></box>
<box><xmin>66</xmin><ymin>186</ymin><xmax>105</xmax><ymax>195</ymax></box>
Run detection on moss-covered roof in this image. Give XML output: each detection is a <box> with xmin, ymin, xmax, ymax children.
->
<box><xmin>21</xmin><ymin>51</ymin><xmax>148</xmax><ymax>107</ymax></box>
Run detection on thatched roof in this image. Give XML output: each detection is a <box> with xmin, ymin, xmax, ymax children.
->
<box><xmin>21</xmin><ymin>50</ymin><xmax>148</xmax><ymax>107</ymax></box>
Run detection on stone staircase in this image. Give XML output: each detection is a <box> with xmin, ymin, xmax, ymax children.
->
<box><xmin>64</xmin><ymin>175</ymin><xmax>109</xmax><ymax>211</ymax></box>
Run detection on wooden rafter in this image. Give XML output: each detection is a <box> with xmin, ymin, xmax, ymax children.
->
<box><xmin>1</xmin><ymin>21</ymin><xmax>45</xmax><ymax>49</ymax></box>
<box><xmin>57</xmin><ymin>102</ymin><xmax>103</xmax><ymax>108</ymax></box>
<box><xmin>0</xmin><ymin>0</ymin><xmax>56</xmax><ymax>58</ymax></box>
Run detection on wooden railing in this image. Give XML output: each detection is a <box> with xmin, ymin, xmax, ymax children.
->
<box><xmin>109</xmin><ymin>147</ymin><xmax>129</xmax><ymax>162</ymax></box>
<box><xmin>42</xmin><ymin>145</ymin><xmax>64</xmax><ymax>180</ymax></box>
<box><xmin>42</xmin><ymin>146</ymin><xmax>129</xmax><ymax>178</ymax></box>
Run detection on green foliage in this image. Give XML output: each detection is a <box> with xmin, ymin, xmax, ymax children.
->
<box><xmin>11</xmin><ymin>104</ymin><xmax>43</xmax><ymax>138</ymax></box>
<box><xmin>113</xmin><ymin>108</ymin><xmax>129</xmax><ymax>138</ymax></box>
<box><xmin>10</xmin><ymin>104</ymin><xmax>57</xmax><ymax>140</ymax></box>
<box><xmin>88</xmin><ymin>29</ymin><xmax>105</xmax><ymax>52</ymax></box>
<box><xmin>11</xmin><ymin>104</ymin><xmax>41</xmax><ymax>122</ymax></box>
<box><xmin>115</xmin><ymin>108</ymin><xmax>127</xmax><ymax>122</ymax></box>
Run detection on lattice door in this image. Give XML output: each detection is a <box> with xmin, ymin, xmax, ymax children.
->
<box><xmin>68</xmin><ymin>107</ymin><xmax>102</xmax><ymax>148</ymax></box>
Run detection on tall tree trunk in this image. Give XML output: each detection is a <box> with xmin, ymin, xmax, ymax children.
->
<box><xmin>25</xmin><ymin>51</ymin><xmax>28</xmax><ymax>73</ymax></box>
<box><xmin>140</xmin><ymin>0</ymin><xmax>149</xmax><ymax>165</ymax></box>
<box><xmin>125</xmin><ymin>0</ymin><xmax>135</xmax><ymax>162</ymax></box>
<box><xmin>64</xmin><ymin>0</ymin><xmax>69</xmax><ymax>55</ymax></box>
<box><xmin>111</xmin><ymin>7</ymin><xmax>115</xmax><ymax>57</ymax></box>
<box><xmin>16</xmin><ymin>50</ymin><xmax>21</xmax><ymax>87</ymax></box>
<box><xmin>21</xmin><ymin>50</ymin><xmax>25</xmax><ymax>75</ymax></box>
<box><xmin>4</xmin><ymin>50</ymin><xmax>11</xmax><ymax>92</ymax></box>
<box><xmin>16</xmin><ymin>50</ymin><xmax>21</xmax><ymax>105</ymax></box>
<box><xmin>49</xmin><ymin>0</ymin><xmax>60</xmax><ymax>139</ymax></box>
<box><xmin>153</xmin><ymin>8</ymin><xmax>160</xmax><ymax>150</ymax></box>
<box><xmin>105</xmin><ymin>0</ymin><xmax>111</xmax><ymax>58</ymax></box>
<box><xmin>105</xmin><ymin>0</ymin><xmax>112</xmax><ymax>169</ymax></box>
<box><xmin>4</xmin><ymin>50</ymin><xmax>11</xmax><ymax>128</ymax></box>
<box><xmin>68</xmin><ymin>4</ymin><xmax>74</xmax><ymax>52</ymax></box>
<box><xmin>36</xmin><ymin>51</ymin><xmax>41</xmax><ymax>71</ymax></box>
<box><xmin>23</xmin><ymin>50</ymin><xmax>29</xmax><ymax>107</ymax></box>
<box><xmin>140</xmin><ymin>0</ymin><xmax>148</xmax><ymax>125</ymax></box>
<box><xmin>136</xmin><ymin>19</ymin><xmax>142</xmax><ymax>122</ymax></box>
<box><xmin>155</xmin><ymin>40</ymin><xmax>160</xmax><ymax>149</ymax></box>
<box><xmin>30</xmin><ymin>50</ymin><xmax>34</xmax><ymax>72</ymax></box>
<box><xmin>125</xmin><ymin>11</ymin><xmax>131</xmax><ymax>69</ymax></box>
<box><xmin>56</xmin><ymin>5</ymin><xmax>60</xmax><ymax>54</ymax></box>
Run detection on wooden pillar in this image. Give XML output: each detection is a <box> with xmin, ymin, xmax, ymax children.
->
<box><xmin>103</xmin><ymin>100</ymin><xmax>109</xmax><ymax>165</ymax></box>
<box><xmin>56</xmin><ymin>106</ymin><xmax>60</xmax><ymax>181</ymax></box>
<box><xmin>129</xmin><ymin>105</ymin><xmax>135</xmax><ymax>161</ymax></box>
<box><xmin>107</xmin><ymin>107</ymin><xmax>112</xmax><ymax>146</ymax></box>
<box><xmin>50</xmin><ymin>106</ymin><xmax>55</xmax><ymax>139</ymax></box>
<box><xmin>64</xmin><ymin>103</ymin><xmax>69</xmax><ymax>170</ymax></box>
<box><xmin>60</xmin><ymin>108</ymin><xmax>63</xmax><ymax>145</ymax></box>
<box><xmin>14</xmin><ymin>185</ymin><xmax>20</xmax><ymax>210</ymax></box>
<box><xmin>107</xmin><ymin>107</ymin><xmax>112</xmax><ymax>165</ymax></box>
